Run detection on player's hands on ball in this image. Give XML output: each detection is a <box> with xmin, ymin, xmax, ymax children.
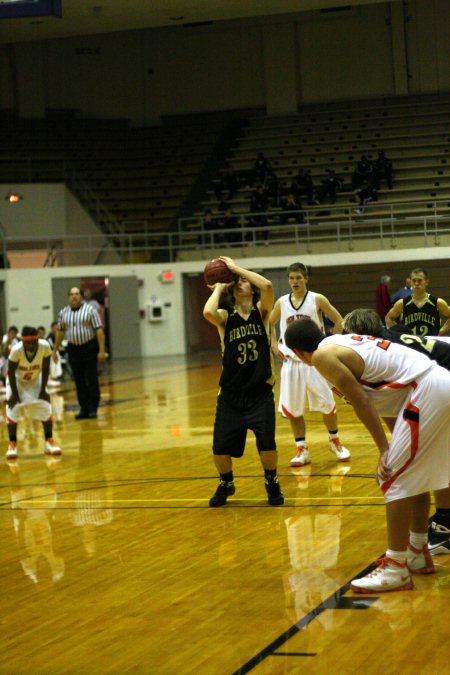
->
<box><xmin>207</xmin><ymin>281</ymin><xmax>233</xmax><ymax>292</ymax></box>
<box><xmin>218</xmin><ymin>256</ymin><xmax>238</xmax><ymax>273</ymax></box>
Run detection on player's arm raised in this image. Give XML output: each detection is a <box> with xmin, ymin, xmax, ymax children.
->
<box><xmin>203</xmin><ymin>283</ymin><xmax>229</xmax><ymax>328</ymax></box>
<box><xmin>316</xmin><ymin>294</ymin><xmax>343</xmax><ymax>333</ymax></box>
<box><xmin>385</xmin><ymin>299</ymin><xmax>403</xmax><ymax>327</ymax></box>
<box><xmin>219</xmin><ymin>257</ymin><xmax>274</xmax><ymax>317</ymax></box>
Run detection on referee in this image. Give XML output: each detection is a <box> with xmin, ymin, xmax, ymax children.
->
<box><xmin>52</xmin><ymin>287</ymin><xmax>106</xmax><ymax>419</ymax></box>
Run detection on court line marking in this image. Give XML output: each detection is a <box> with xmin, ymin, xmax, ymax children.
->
<box><xmin>232</xmin><ymin>561</ymin><xmax>379</xmax><ymax>675</ymax></box>
<box><xmin>0</xmin><ymin>497</ymin><xmax>386</xmax><ymax>508</ymax></box>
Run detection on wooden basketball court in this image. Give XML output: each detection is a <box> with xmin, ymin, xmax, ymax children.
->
<box><xmin>0</xmin><ymin>354</ymin><xmax>449</xmax><ymax>674</ymax></box>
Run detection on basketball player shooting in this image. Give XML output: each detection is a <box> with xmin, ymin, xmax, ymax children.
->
<box><xmin>203</xmin><ymin>256</ymin><xmax>284</xmax><ymax>507</ymax></box>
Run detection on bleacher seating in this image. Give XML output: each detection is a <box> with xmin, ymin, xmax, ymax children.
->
<box><xmin>0</xmin><ymin>113</ymin><xmax>227</xmax><ymax>257</ymax></box>
<box><xmin>1</xmin><ymin>96</ymin><xmax>449</xmax><ymax>262</ymax></box>
<box><xmin>187</xmin><ymin>95</ymin><xmax>450</xmax><ymax>252</ymax></box>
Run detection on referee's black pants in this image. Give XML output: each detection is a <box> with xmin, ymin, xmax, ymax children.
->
<box><xmin>67</xmin><ymin>339</ymin><xmax>100</xmax><ymax>415</ymax></box>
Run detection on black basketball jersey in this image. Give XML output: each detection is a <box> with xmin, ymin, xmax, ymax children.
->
<box><xmin>382</xmin><ymin>329</ymin><xmax>450</xmax><ymax>370</ymax></box>
<box><xmin>402</xmin><ymin>293</ymin><xmax>441</xmax><ymax>336</ymax></box>
<box><xmin>219</xmin><ymin>306</ymin><xmax>274</xmax><ymax>392</ymax></box>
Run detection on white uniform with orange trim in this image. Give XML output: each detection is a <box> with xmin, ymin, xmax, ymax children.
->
<box><xmin>277</xmin><ymin>291</ymin><xmax>336</xmax><ymax>418</ymax></box>
<box><xmin>320</xmin><ymin>333</ymin><xmax>450</xmax><ymax>502</ymax></box>
<box><xmin>6</xmin><ymin>340</ymin><xmax>52</xmax><ymax>423</ymax></box>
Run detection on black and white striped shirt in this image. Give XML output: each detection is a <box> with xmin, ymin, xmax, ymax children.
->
<box><xmin>57</xmin><ymin>302</ymin><xmax>102</xmax><ymax>345</ymax></box>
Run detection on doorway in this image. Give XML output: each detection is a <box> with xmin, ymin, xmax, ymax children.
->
<box><xmin>51</xmin><ymin>276</ymin><xmax>141</xmax><ymax>359</ymax></box>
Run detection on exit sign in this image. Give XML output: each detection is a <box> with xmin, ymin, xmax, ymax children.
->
<box><xmin>160</xmin><ymin>271</ymin><xmax>174</xmax><ymax>283</ymax></box>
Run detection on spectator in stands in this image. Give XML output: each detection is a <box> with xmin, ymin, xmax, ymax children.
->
<box><xmin>279</xmin><ymin>192</ymin><xmax>304</xmax><ymax>224</ymax></box>
<box><xmin>265</xmin><ymin>171</ymin><xmax>282</xmax><ymax>208</ymax></box>
<box><xmin>220</xmin><ymin>207</ymin><xmax>240</xmax><ymax>244</ymax></box>
<box><xmin>217</xmin><ymin>195</ymin><xmax>231</xmax><ymax>213</ymax></box>
<box><xmin>320</xmin><ymin>169</ymin><xmax>343</xmax><ymax>204</ymax></box>
<box><xmin>354</xmin><ymin>178</ymin><xmax>378</xmax><ymax>213</ymax></box>
<box><xmin>352</xmin><ymin>155</ymin><xmax>374</xmax><ymax>190</ymax></box>
<box><xmin>252</xmin><ymin>152</ymin><xmax>272</xmax><ymax>185</ymax></box>
<box><xmin>390</xmin><ymin>276</ymin><xmax>412</xmax><ymax>304</ymax></box>
<box><xmin>249</xmin><ymin>184</ymin><xmax>268</xmax><ymax>215</ymax></box>
<box><xmin>248</xmin><ymin>184</ymin><xmax>269</xmax><ymax>244</ymax></box>
<box><xmin>290</xmin><ymin>168</ymin><xmax>317</xmax><ymax>205</ymax></box>
<box><xmin>375</xmin><ymin>274</ymin><xmax>392</xmax><ymax>323</ymax></box>
<box><xmin>375</xmin><ymin>150</ymin><xmax>393</xmax><ymax>189</ymax></box>
<box><xmin>215</xmin><ymin>165</ymin><xmax>240</xmax><ymax>202</ymax></box>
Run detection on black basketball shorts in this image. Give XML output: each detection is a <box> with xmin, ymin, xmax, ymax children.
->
<box><xmin>212</xmin><ymin>384</ymin><xmax>276</xmax><ymax>457</ymax></box>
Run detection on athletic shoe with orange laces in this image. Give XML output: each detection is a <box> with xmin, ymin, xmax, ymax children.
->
<box><xmin>45</xmin><ymin>439</ymin><xmax>62</xmax><ymax>456</ymax></box>
<box><xmin>407</xmin><ymin>543</ymin><xmax>435</xmax><ymax>574</ymax></box>
<box><xmin>6</xmin><ymin>441</ymin><xmax>18</xmax><ymax>461</ymax></box>
<box><xmin>290</xmin><ymin>446</ymin><xmax>310</xmax><ymax>467</ymax></box>
<box><xmin>329</xmin><ymin>438</ymin><xmax>351</xmax><ymax>462</ymax></box>
<box><xmin>351</xmin><ymin>556</ymin><xmax>414</xmax><ymax>593</ymax></box>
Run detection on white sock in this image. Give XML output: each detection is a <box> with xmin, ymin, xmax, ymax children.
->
<box><xmin>386</xmin><ymin>549</ymin><xmax>407</xmax><ymax>564</ymax></box>
<box><xmin>409</xmin><ymin>532</ymin><xmax>427</xmax><ymax>550</ymax></box>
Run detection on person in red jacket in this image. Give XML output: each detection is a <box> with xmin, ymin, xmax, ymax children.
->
<box><xmin>375</xmin><ymin>274</ymin><xmax>392</xmax><ymax>323</ymax></box>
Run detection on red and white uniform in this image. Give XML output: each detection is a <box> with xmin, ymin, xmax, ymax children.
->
<box><xmin>6</xmin><ymin>339</ymin><xmax>52</xmax><ymax>423</ymax></box>
<box><xmin>320</xmin><ymin>333</ymin><xmax>450</xmax><ymax>501</ymax></box>
<box><xmin>277</xmin><ymin>291</ymin><xmax>336</xmax><ymax>418</ymax></box>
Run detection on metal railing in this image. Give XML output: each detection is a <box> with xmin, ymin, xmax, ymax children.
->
<box><xmin>1</xmin><ymin>233</ymin><xmax>169</xmax><ymax>267</ymax></box>
<box><xmin>1</xmin><ymin>152</ymin><xmax>449</xmax><ymax>264</ymax></box>
<box><xmin>176</xmin><ymin>199</ymin><xmax>450</xmax><ymax>253</ymax></box>
<box><xmin>0</xmin><ymin>208</ymin><xmax>449</xmax><ymax>268</ymax></box>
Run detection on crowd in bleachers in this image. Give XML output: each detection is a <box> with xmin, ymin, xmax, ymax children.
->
<box><xmin>202</xmin><ymin>146</ymin><xmax>395</xmax><ymax>242</ymax></box>
<box><xmin>2</xmin><ymin>95</ymin><xmax>449</xmax><ymax>261</ymax></box>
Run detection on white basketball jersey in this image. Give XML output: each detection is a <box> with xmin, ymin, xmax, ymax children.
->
<box><xmin>8</xmin><ymin>339</ymin><xmax>51</xmax><ymax>383</ymax></box>
<box><xmin>319</xmin><ymin>333</ymin><xmax>434</xmax><ymax>415</ymax></box>
<box><xmin>278</xmin><ymin>291</ymin><xmax>324</xmax><ymax>360</ymax></box>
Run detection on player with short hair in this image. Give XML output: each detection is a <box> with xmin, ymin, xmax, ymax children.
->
<box><xmin>285</xmin><ymin>317</ymin><xmax>450</xmax><ymax>593</ymax></box>
<box><xmin>270</xmin><ymin>262</ymin><xmax>350</xmax><ymax>467</ymax></box>
<box><xmin>343</xmin><ymin>307</ymin><xmax>450</xmax><ymax>556</ymax></box>
<box><xmin>5</xmin><ymin>326</ymin><xmax>61</xmax><ymax>462</ymax></box>
<box><xmin>204</xmin><ymin>256</ymin><xmax>284</xmax><ymax>507</ymax></box>
<box><xmin>386</xmin><ymin>267</ymin><xmax>450</xmax><ymax>336</ymax></box>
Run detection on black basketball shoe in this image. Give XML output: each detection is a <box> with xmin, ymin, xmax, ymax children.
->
<box><xmin>265</xmin><ymin>477</ymin><xmax>284</xmax><ymax>506</ymax></box>
<box><xmin>209</xmin><ymin>481</ymin><xmax>235</xmax><ymax>507</ymax></box>
<box><xmin>428</xmin><ymin>517</ymin><xmax>450</xmax><ymax>555</ymax></box>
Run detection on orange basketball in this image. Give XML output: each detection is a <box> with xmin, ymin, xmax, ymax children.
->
<box><xmin>203</xmin><ymin>258</ymin><xmax>236</xmax><ymax>285</ymax></box>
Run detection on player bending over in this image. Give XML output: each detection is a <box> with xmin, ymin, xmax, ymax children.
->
<box><xmin>6</xmin><ymin>326</ymin><xmax>61</xmax><ymax>462</ymax></box>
